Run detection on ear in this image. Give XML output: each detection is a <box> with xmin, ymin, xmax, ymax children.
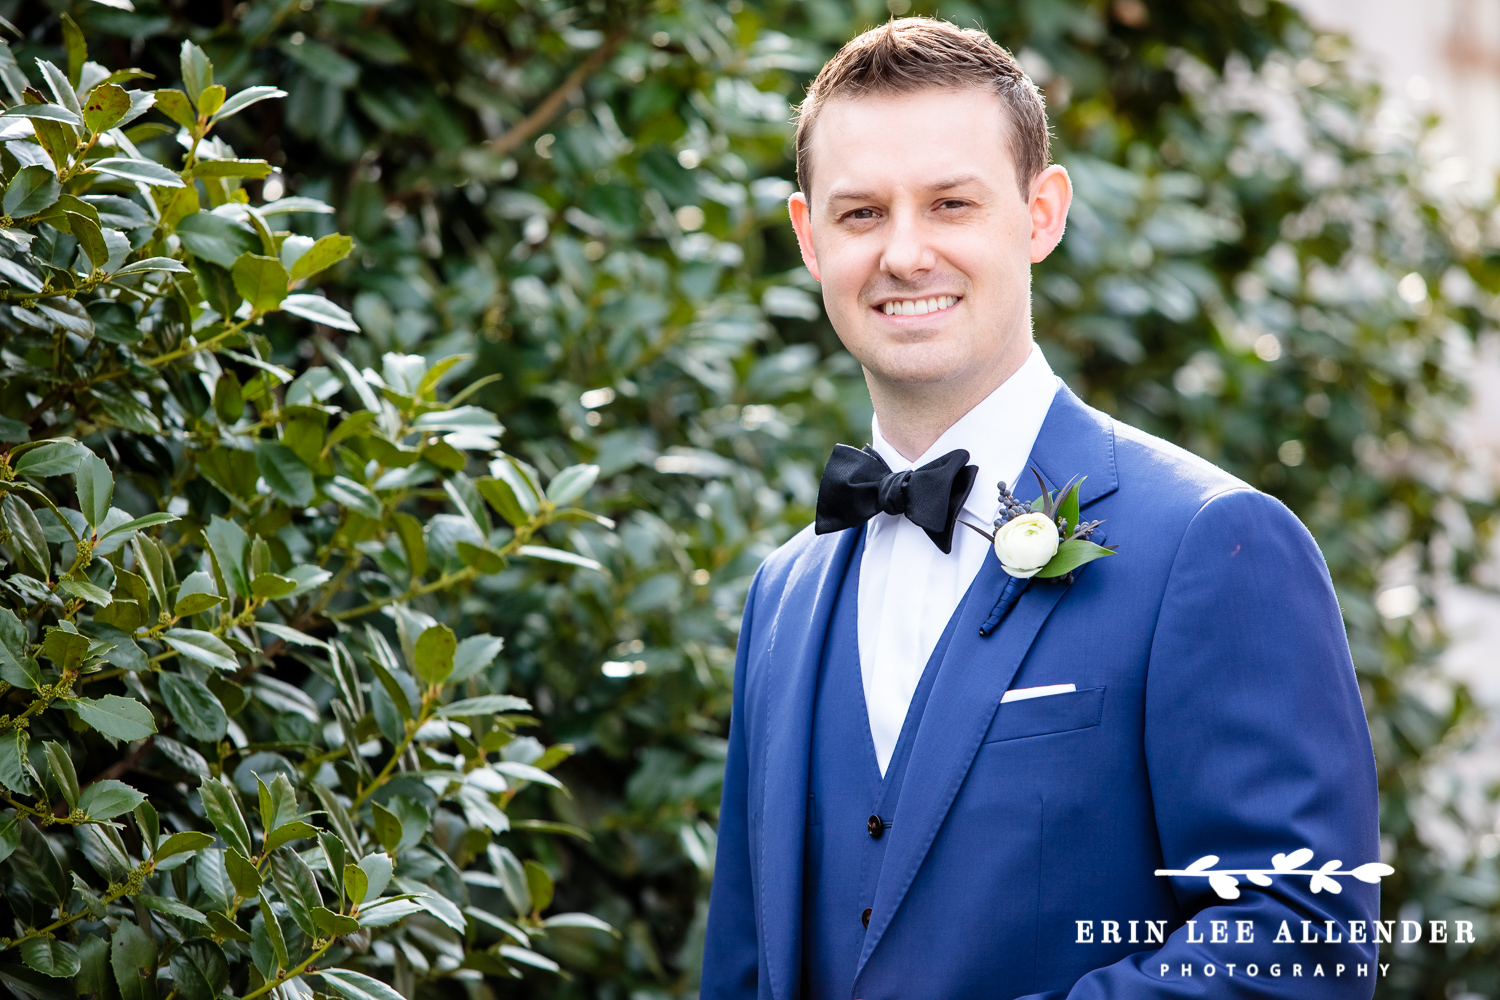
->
<box><xmin>788</xmin><ymin>191</ymin><xmax>822</xmax><ymax>282</ymax></box>
<box><xmin>1028</xmin><ymin>165</ymin><xmax>1073</xmax><ymax>264</ymax></box>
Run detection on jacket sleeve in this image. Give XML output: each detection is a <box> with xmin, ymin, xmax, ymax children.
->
<box><xmin>700</xmin><ymin>567</ymin><xmax>764</xmax><ymax>1000</ymax></box>
<box><xmin>1020</xmin><ymin>487</ymin><xmax>1383</xmax><ymax>1000</ymax></box>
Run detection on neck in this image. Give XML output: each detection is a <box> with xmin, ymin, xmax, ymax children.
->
<box><xmin>868</xmin><ymin>338</ymin><xmax>1033</xmax><ymax>462</ymax></box>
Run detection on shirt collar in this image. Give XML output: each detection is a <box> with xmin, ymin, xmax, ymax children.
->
<box><xmin>869</xmin><ymin>344</ymin><xmax>1059</xmax><ymax>523</ymax></box>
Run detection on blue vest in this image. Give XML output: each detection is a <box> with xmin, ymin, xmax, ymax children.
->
<box><xmin>800</xmin><ymin>533</ymin><xmax>969</xmax><ymax>1000</ymax></box>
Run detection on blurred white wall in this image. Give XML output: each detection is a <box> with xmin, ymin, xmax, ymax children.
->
<box><xmin>1292</xmin><ymin>0</ymin><xmax>1500</xmax><ymax>862</ymax></box>
<box><xmin>1297</xmin><ymin>0</ymin><xmax>1500</xmax><ymax>174</ymax></box>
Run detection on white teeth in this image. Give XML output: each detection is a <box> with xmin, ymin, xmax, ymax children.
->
<box><xmin>881</xmin><ymin>296</ymin><xmax>957</xmax><ymax>316</ymax></box>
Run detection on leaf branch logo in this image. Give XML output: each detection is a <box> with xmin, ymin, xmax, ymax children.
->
<box><xmin>1155</xmin><ymin>849</ymin><xmax>1394</xmax><ymax>900</ymax></box>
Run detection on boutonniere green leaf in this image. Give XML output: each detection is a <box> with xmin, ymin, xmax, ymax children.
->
<box><xmin>960</xmin><ymin>469</ymin><xmax>1118</xmax><ymax>581</ymax></box>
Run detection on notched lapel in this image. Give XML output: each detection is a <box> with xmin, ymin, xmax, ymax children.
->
<box><xmin>758</xmin><ymin>526</ymin><xmax>859</xmax><ymax>1000</ymax></box>
<box><xmin>1026</xmin><ymin>384</ymin><xmax>1119</xmax><ymax>512</ymax></box>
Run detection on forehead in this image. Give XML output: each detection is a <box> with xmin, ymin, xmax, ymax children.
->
<box><xmin>806</xmin><ymin>88</ymin><xmax>1017</xmax><ymax>202</ymax></box>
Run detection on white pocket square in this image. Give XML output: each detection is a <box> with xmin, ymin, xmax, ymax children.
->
<box><xmin>1000</xmin><ymin>683</ymin><xmax>1076</xmax><ymax>703</ymax></box>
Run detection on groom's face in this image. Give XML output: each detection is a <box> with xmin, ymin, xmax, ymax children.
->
<box><xmin>788</xmin><ymin>88</ymin><xmax>1068</xmax><ymax>392</ymax></box>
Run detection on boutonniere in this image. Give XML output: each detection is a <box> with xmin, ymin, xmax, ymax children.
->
<box><xmin>961</xmin><ymin>469</ymin><xmax>1117</xmax><ymax>583</ymax></box>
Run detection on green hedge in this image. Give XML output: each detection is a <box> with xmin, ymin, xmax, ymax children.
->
<box><xmin>0</xmin><ymin>29</ymin><xmax>618</xmax><ymax>1000</ymax></box>
<box><xmin>0</xmin><ymin>0</ymin><xmax>1495</xmax><ymax>998</ymax></box>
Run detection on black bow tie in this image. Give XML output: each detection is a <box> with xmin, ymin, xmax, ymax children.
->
<box><xmin>815</xmin><ymin>445</ymin><xmax>979</xmax><ymax>554</ymax></box>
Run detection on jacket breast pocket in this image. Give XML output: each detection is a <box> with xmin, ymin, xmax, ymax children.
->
<box><xmin>981</xmin><ymin>686</ymin><xmax>1105</xmax><ymax>744</ymax></box>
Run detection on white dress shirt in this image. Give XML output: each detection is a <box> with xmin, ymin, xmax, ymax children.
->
<box><xmin>858</xmin><ymin>344</ymin><xmax>1060</xmax><ymax>774</ymax></box>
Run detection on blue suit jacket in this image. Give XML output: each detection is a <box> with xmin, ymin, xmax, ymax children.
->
<box><xmin>702</xmin><ymin>386</ymin><xmax>1381</xmax><ymax>1000</ymax></box>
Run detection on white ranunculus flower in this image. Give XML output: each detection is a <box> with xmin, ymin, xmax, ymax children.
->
<box><xmin>993</xmin><ymin>511</ymin><xmax>1060</xmax><ymax>579</ymax></box>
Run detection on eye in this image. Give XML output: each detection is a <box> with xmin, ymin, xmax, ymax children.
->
<box><xmin>937</xmin><ymin>199</ymin><xmax>969</xmax><ymax>210</ymax></box>
<box><xmin>843</xmin><ymin>208</ymin><xmax>877</xmax><ymax>221</ymax></box>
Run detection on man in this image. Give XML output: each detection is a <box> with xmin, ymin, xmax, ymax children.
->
<box><xmin>702</xmin><ymin>17</ymin><xmax>1382</xmax><ymax>1000</ymax></box>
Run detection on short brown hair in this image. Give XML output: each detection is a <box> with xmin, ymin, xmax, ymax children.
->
<box><xmin>793</xmin><ymin>18</ymin><xmax>1050</xmax><ymax>200</ymax></box>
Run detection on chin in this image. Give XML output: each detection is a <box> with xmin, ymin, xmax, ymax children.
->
<box><xmin>863</xmin><ymin>347</ymin><xmax>974</xmax><ymax>387</ymax></box>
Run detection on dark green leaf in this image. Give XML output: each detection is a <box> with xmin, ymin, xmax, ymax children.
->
<box><xmin>180</xmin><ymin>40</ymin><xmax>212</xmax><ymax>103</ymax></box>
<box><xmin>90</xmin><ymin>157</ymin><xmax>185</xmax><ymax>188</ymax></box>
<box><xmin>250</xmin><ymin>572</ymin><xmax>297</xmax><ymax>599</ymax></box>
<box><xmin>371</xmin><ymin>802</ymin><xmax>401</xmax><ymax>855</ymax></box>
<box><xmin>206</xmin><ymin>910</ymin><xmax>252</xmax><ymax>942</ymax></box>
<box><xmin>311</xmin><ymin>905</ymin><xmax>361</xmax><ymax>936</ymax></box>
<box><xmin>99</xmin><ymin>511</ymin><xmax>177</xmax><ymax>542</ymax></box>
<box><xmin>210</xmin><ymin>85</ymin><xmax>287</xmax><ymax>123</ymax></box>
<box><xmin>200</xmin><ymin>778</ymin><xmax>252</xmax><ymax>858</ymax></box>
<box><xmin>257</xmin><ymin>893</ymin><xmax>289</xmax><ymax>970</ymax></box>
<box><xmin>3</xmin><ymin>165</ymin><xmax>61</xmax><ymax>217</ymax></box>
<box><xmin>3</xmin><ymin>495</ymin><xmax>50</xmax><ymax>578</ymax></box>
<box><xmin>254</xmin><ymin>440</ymin><xmax>314</xmax><ymax>505</ymax></box>
<box><xmin>281</xmin><ymin>293</ymin><xmax>358</xmax><ymax>331</ymax></box>
<box><xmin>110</xmin><ymin>920</ymin><xmax>155</xmax><ymax>1000</ymax></box>
<box><xmin>163</xmin><ymin>629</ymin><xmax>239</xmax><ymax>672</ymax></box>
<box><xmin>357</xmin><ymin>851</ymin><xmax>393</xmax><ymax>903</ymax></box>
<box><xmin>13</xmin><ymin>441</ymin><xmax>86</xmax><ymax>478</ymax></box>
<box><xmin>140</xmin><ymin>894</ymin><xmax>210</xmax><ymax>927</ymax></box>
<box><xmin>167</xmin><ymin>938</ymin><xmax>228</xmax><ymax>1000</ymax></box>
<box><xmin>1034</xmin><ymin>538</ymin><xmax>1117</xmax><ymax>579</ymax></box>
<box><xmin>77</xmin><ymin>779</ymin><xmax>146</xmax><ymax>820</ymax></box>
<box><xmin>73</xmin><ymin>935</ymin><xmax>111</xmax><ymax>1000</ymax></box>
<box><xmin>434</xmin><ymin>694</ymin><xmax>531</xmax><ymax>718</ymax></box>
<box><xmin>58</xmin><ymin>579</ymin><xmax>112</xmax><ymax>606</ymax></box>
<box><xmin>20</xmin><ymin>940</ymin><xmax>79</xmax><ymax>979</ymax></box>
<box><xmin>176</xmin><ymin>212</ymin><xmax>258</xmax><ymax>268</ymax></box>
<box><xmin>159</xmin><ymin>672</ymin><xmax>229</xmax><ymax>740</ymax></box>
<box><xmin>212</xmin><ymin>371</ymin><xmax>243</xmax><ymax>424</ymax></box>
<box><xmin>225</xmin><ymin>847</ymin><xmax>262</xmax><ymax>894</ymax></box>
<box><xmin>270</xmin><ymin>848</ymin><xmax>321</xmax><ymax>936</ymax></box>
<box><xmin>324</xmin><ymin>475</ymin><xmax>381</xmax><ymax>519</ymax></box>
<box><xmin>450</xmin><ymin>634</ymin><xmax>504</xmax><ymax>683</ymax></box>
<box><xmin>545</xmin><ymin>463</ymin><xmax>600</xmax><ymax>506</ymax></box>
<box><xmin>66</xmin><ymin>210</ymin><xmax>110</xmax><ymax>269</ymax></box>
<box><xmin>475</xmin><ymin>475</ymin><xmax>530</xmax><ymax>527</ymax></box>
<box><xmin>173</xmin><ymin>570</ymin><xmax>222</xmax><ymax>616</ymax></box>
<box><xmin>154</xmin><ymin>830</ymin><xmax>215</xmax><ymax>860</ymax></box>
<box><xmin>0</xmin><ymin>730</ymin><xmax>32</xmax><ymax>794</ymax></box>
<box><xmin>67</xmin><ymin>695</ymin><xmax>156</xmax><ymax>741</ymax></box>
<box><xmin>111</xmin><ymin>256</ymin><xmax>189</xmax><ymax>277</ymax></box>
<box><xmin>320</xmin><ymin>969</ymin><xmax>406</xmax><ymax>1000</ymax></box>
<box><xmin>76</xmin><ymin>453</ymin><xmax>114</xmax><ymax>528</ymax></box>
<box><xmin>205</xmin><ymin>515</ymin><xmax>250</xmax><ymax>598</ymax></box>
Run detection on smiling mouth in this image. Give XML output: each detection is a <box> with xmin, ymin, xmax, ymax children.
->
<box><xmin>878</xmin><ymin>295</ymin><xmax>960</xmax><ymax>317</ymax></box>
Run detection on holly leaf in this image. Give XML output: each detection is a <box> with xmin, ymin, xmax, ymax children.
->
<box><xmin>231</xmin><ymin>252</ymin><xmax>289</xmax><ymax>313</ymax></box>
<box><xmin>82</xmin><ymin>82</ymin><xmax>130</xmax><ymax>133</ymax></box>
<box><xmin>66</xmin><ymin>694</ymin><xmax>156</xmax><ymax>741</ymax></box>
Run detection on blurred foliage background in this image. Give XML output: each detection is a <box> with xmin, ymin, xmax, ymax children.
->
<box><xmin>7</xmin><ymin>0</ymin><xmax>1499</xmax><ymax>997</ymax></box>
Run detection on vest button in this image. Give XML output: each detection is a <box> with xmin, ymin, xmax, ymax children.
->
<box><xmin>867</xmin><ymin>814</ymin><xmax>883</xmax><ymax>839</ymax></box>
<box><xmin>861</xmin><ymin>908</ymin><xmax>872</xmax><ymax>928</ymax></box>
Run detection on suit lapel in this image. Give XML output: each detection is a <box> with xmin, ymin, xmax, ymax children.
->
<box><xmin>852</xmin><ymin>383</ymin><xmax>1119</xmax><ymax>982</ymax></box>
<box><xmin>758</xmin><ymin>526</ymin><xmax>860</xmax><ymax>1000</ymax></box>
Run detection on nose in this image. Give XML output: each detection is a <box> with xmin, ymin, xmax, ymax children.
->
<box><xmin>878</xmin><ymin>204</ymin><xmax>936</xmax><ymax>281</ymax></box>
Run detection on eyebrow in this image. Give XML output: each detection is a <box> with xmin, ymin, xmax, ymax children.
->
<box><xmin>823</xmin><ymin>174</ymin><xmax>991</xmax><ymax>205</ymax></box>
<box><xmin>930</xmin><ymin>173</ymin><xmax>986</xmax><ymax>191</ymax></box>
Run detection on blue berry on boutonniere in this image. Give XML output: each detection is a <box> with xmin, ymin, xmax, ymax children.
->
<box><xmin>959</xmin><ymin>469</ymin><xmax>1117</xmax><ymax>583</ymax></box>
